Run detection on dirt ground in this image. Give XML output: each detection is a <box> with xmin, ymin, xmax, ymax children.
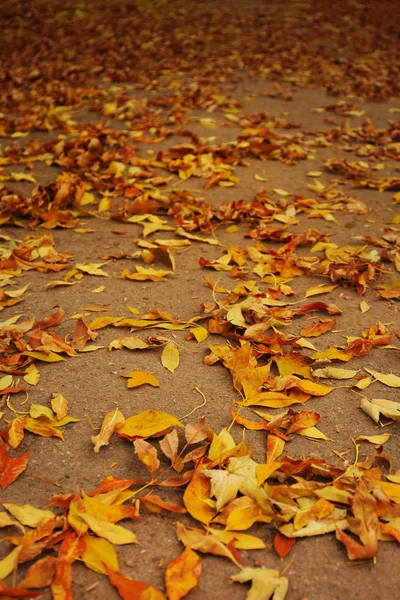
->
<box><xmin>0</xmin><ymin>1</ymin><xmax>400</xmax><ymax>599</ymax></box>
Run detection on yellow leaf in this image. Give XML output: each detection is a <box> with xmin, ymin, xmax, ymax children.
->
<box><xmin>355</xmin><ymin>433</ymin><xmax>391</xmax><ymax>444</ymax></box>
<box><xmin>365</xmin><ymin>368</ymin><xmax>400</xmax><ymax>388</ymax></box>
<box><xmin>68</xmin><ymin>499</ymin><xmax>89</xmax><ymax>535</ymax></box>
<box><xmin>82</xmin><ymin>535</ymin><xmax>119</xmax><ymax>574</ymax></box>
<box><xmin>117</xmin><ymin>410</ymin><xmax>183</xmax><ymax>440</ymax></box>
<box><xmin>23</xmin><ymin>364</ymin><xmax>40</xmax><ymax>386</ymax></box>
<box><xmin>23</xmin><ymin>351</ymin><xmax>65</xmax><ymax>362</ymax></box>
<box><xmin>29</xmin><ymin>403</ymin><xmax>54</xmax><ymax>420</ymax></box>
<box><xmin>204</xmin><ymin>456</ymin><xmax>270</xmax><ymax>514</ymax></box>
<box><xmin>51</xmin><ymin>393</ymin><xmax>68</xmax><ymax>420</ymax></box>
<box><xmin>75</xmin><ymin>262</ymin><xmax>110</xmax><ymax>277</ymax></box>
<box><xmin>52</xmin><ymin>416</ymin><xmax>79</xmax><ymax>427</ymax></box>
<box><xmin>208</xmin><ymin>428</ymin><xmax>236</xmax><ymax>461</ymax></box>
<box><xmin>311</xmin><ymin>348</ymin><xmax>351</xmax><ymax>362</ymax></box>
<box><xmin>304</xmin><ymin>283</ymin><xmax>338</xmax><ymax>298</ymax></box>
<box><xmin>92</xmin><ymin>409</ymin><xmax>125</xmax><ymax>453</ymax></box>
<box><xmin>313</xmin><ymin>367</ymin><xmax>358</xmax><ymax>380</ymax></box>
<box><xmin>225</xmin><ymin>224</ymin><xmax>239</xmax><ymax>233</ymax></box>
<box><xmin>354</xmin><ymin>376</ymin><xmax>373</xmax><ymax>390</ymax></box>
<box><xmin>165</xmin><ymin>548</ymin><xmax>201</xmax><ymax>600</ymax></box>
<box><xmin>0</xmin><ymin>511</ymin><xmax>24</xmax><ymax>533</ymax></box>
<box><xmin>24</xmin><ymin>417</ymin><xmax>64</xmax><ymax>439</ymax></box>
<box><xmin>0</xmin><ymin>546</ymin><xmax>22</xmax><ymax>580</ymax></box>
<box><xmin>360</xmin><ymin>300</ymin><xmax>370</xmax><ymax>313</ymax></box>
<box><xmin>266</xmin><ymin>434</ymin><xmax>285</xmax><ymax>463</ymax></box>
<box><xmin>126</xmin><ymin>371</ymin><xmax>160</xmax><ymax>389</ymax></box>
<box><xmin>295</xmin><ymin>426</ymin><xmax>330</xmax><ymax>441</ymax></box>
<box><xmin>0</xmin><ymin>375</ymin><xmax>13</xmax><ymax>391</ymax></box>
<box><xmin>256</xmin><ymin>463</ymin><xmax>282</xmax><ymax>486</ymax></box>
<box><xmin>360</xmin><ymin>397</ymin><xmax>400</xmax><ymax>423</ymax></box>
<box><xmin>273</xmin><ymin>188</ymin><xmax>290</xmax><ymax>197</ymax></box>
<box><xmin>80</xmin><ymin>191</ymin><xmax>96</xmax><ymax>205</ymax></box>
<box><xmin>176</xmin><ymin>522</ymin><xmax>241</xmax><ymax>567</ymax></box>
<box><xmin>79</xmin><ymin>513</ymin><xmax>138</xmax><ymax>545</ymax></box>
<box><xmin>176</xmin><ymin>228</ymin><xmax>220</xmax><ymax>246</ymax></box>
<box><xmin>44</xmin><ymin>280</ymin><xmax>79</xmax><ymax>289</ymax></box>
<box><xmin>230</xmin><ymin>567</ymin><xmax>288</xmax><ymax>600</ymax></box>
<box><xmin>296</xmin><ymin>337</ymin><xmax>318</xmax><ymax>351</ymax></box>
<box><xmin>3</xmin><ymin>503</ymin><xmax>55</xmax><ymax>527</ymax></box>
<box><xmin>91</xmin><ymin>285</ymin><xmax>105</xmax><ymax>293</ymax></box>
<box><xmin>190</xmin><ymin>326</ymin><xmax>208</xmax><ymax>343</ymax></box>
<box><xmin>7</xmin><ymin>416</ymin><xmax>26</xmax><ymax>449</ymax></box>
<box><xmin>98</xmin><ymin>197</ymin><xmax>112</xmax><ymax>212</ymax></box>
<box><xmin>161</xmin><ymin>341</ymin><xmax>179</xmax><ymax>373</ymax></box>
<box><xmin>183</xmin><ymin>470</ymin><xmax>216</xmax><ymax>525</ymax></box>
<box><xmin>5</xmin><ymin>284</ymin><xmax>30</xmax><ymax>298</ymax></box>
<box><xmin>207</xmin><ymin>527</ymin><xmax>265</xmax><ymax>550</ymax></box>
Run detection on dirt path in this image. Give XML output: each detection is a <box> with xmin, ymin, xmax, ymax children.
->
<box><xmin>0</xmin><ymin>1</ymin><xmax>399</xmax><ymax>599</ymax></box>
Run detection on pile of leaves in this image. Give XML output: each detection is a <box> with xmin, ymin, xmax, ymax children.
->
<box><xmin>0</xmin><ymin>0</ymin><xmax>399</xmax><ymax>598</ymax></box>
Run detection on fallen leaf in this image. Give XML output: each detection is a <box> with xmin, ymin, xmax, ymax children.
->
<box><xmin>360</xmin><ymin>300</ymin><xmax>370</xmax><ymax>313</ymax></box>
<box><xmin>117</xmin><ymin>410</ymin><xmax>183</xmax><ymax>441</ymax></box>
<box><xmin>82</xmin><ymin>535</ymin><xmax>119</xmax><ymax>574</ymax></box>
<box><xmin>360</xmin><ymin>397</ymin><xmax>400</xmax><ymax>423</ymax></box>
<box><xmin>51</xmin><ymin>393</ymin><xmax>69</xmax><ymax>421</ymax></box>
<box><xmin>176</xmin><ymin>522</ymin><xmax>242</xmax><ymax>567</ymax></box>
<box><xmin>301</xmin><ymin>318</ymin><xmax>336</xmax><ymax>337</ymax></box>
<box><xmin>0</xmin><ymin>439</ymin><xmax>29</xmax><ymax>489</ymax></box>
<box><xmin>165</xmin><ymin>548</ymin><xmax>202</xmax><ymax>600</ymax></box>
<box><xmin>106</xmin><ymin>566</ymin><xmax>166</xmax><ymax>600</ymax></box>
<box><xmin>230</xmin><ymin>567</ymin><xmax>288</xmax><ymax>600</ymax></box>
<box><xmin>80</xmin><ymin>513</ymin><xmax>138</xmax><ymax>545</ymax></box>
<box><xmin>134</xmin><ymin>439</ymin><xmax>160</xmax><ymax>474</ymax></box>
<box><xmin>161</xmin><ymin>341</ymin><xmax>180</xmax><ymax>373</ymax></box>
<box><xmin>313</xmin><ymin>367</ymin><xmax>358</xmax><ymax>379</ymax></box>
<box><xmin>92</xmin><ymin>409</ymin><xmax>125</xmax><ymax>453</ymax></box>
<box><xmin>2</xmin><ymin>503</ymin><xmax>54</xmax><ymax>528</ymax></box>
<box><xmin>365</xmin><ymin>368</ymin><xmax>400</xmax><ymax>388</ymax></box>
<box><xmin>355</xmin><ymin>433</ymin><xmax>391</xmax><ymax>444</ymax></box>
<box><xmin>273</xmin><ymin>532</ymin><xmax>295</xmax><ymax>558</ymax></box>
<box><xmin>125</xmin><ymin>371</ymin><xmax>160</xmax><ymax>388</ymax></box>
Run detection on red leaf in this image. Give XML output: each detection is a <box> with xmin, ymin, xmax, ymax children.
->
<box><xmin>0</xmin><ymin>587</ymin><xmax>42</xmax><ymax>598</ymax></box>
<box><xmin>273</xmin><ymin>532</ymin><xmax>295</xmax><ymax>558</ymax></box>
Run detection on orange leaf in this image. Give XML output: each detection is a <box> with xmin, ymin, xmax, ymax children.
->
<box><xmin>20</xmin><ymin>556</ymin><xmax>57</xmax><ymax>588</ymax></box>
<box><xmin>165</xmin><ymin>548</ymin><xmax>202</xmax><ymax>600</ymax></box>
<box><xmin>134</xmin><ymin>439</ymin><xmax>160</xmax><ymax>474</ymax></box>
<box><xmin>106</xmin><ymin>566</ymin><xmax>166</xmax><ymax>600</ymax></box>
<box><xmin>273</xmin><ymin>532</ymin><xmax>295</xmax><ymax>558</ymax></box>
<box><xmin>58</xmin><ymin>531</ymin><xmax>86</xmax><ymax>563</ymax></box>
<box><xmin>0</xmin><ymin>439</ymin><xmax>29</xmax><ymax>489</ymax></box>
<box><xmin>7</xmin><ymin>416</ymin><xmax>26</xmax><ymax>449</ymax></box>
<box><xmin>286</xmin><ymin>411</ymin><xmax>320</xmax><ymax>434</ymax></box>
<box><xmin>183</xmin><ymin>469</ymin><xmax>216</xmax><ymax>525</ymax></box>
<box><xmin>88</xmin><ymin>476</ymin><xmax>134</xmax><ymax>496</ymax></box>
<box><xmin>301</xmin><ymin>318</ymin><xmax>336</xmax><ymax>337</ymax></box>
<box><xmin>51</xmin><ymin>560</ymin><xmax>72</xmax><ymax>600</ymax></box>
<box><xmin>138</xmin><ymin>494</ymin><xmax>186</xmax><ymax>514</ymax></box>
<box><xmin>159</xmin><ymin>429</ymin><xmax>179</xmax><ymax>462</ymax></box>
<box><xmin>266</xmin><ymin>434</ymin><xmax>285</xmax><ymax>463</ymax></box>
